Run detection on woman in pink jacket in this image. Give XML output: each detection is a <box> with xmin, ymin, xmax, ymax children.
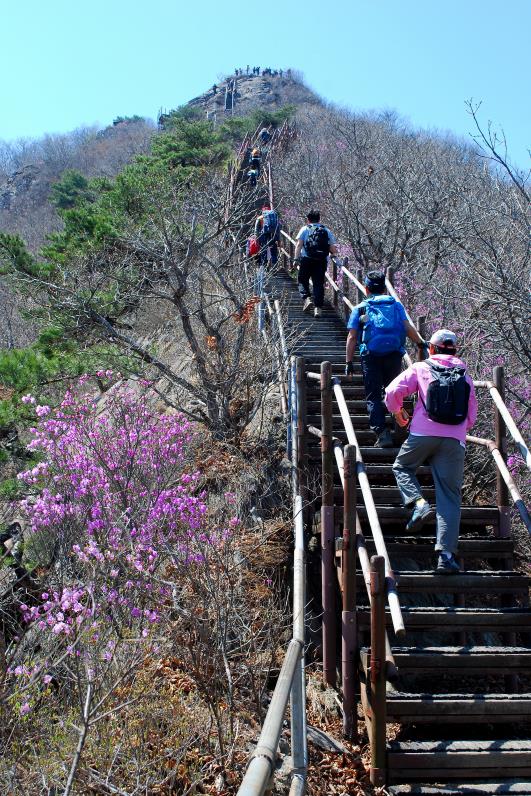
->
<box><xmin>384</xmin><ymin>329</ymin><xmax>478</xmax><ymax>574</ymax></box>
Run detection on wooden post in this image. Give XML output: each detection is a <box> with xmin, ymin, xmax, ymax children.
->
<box><xmin>289</xmin><ymin>233</ymin><xmax>295</xmax><ymax>275</ymax></box>
<box><xmin>342</xmin><ymin>444</ymin><xmax>358</xmax><ymax>740</ymax></box>
<box><xmin>356</xmin><ymin>268</ymin><xmax>364</xmax><ymax>305</ymax></box>
<box><xmin>386</xmin><ymin>265</ymin><xmax>394</xmax><ymax>290</ymax></box>
<box><xmin>321</xmin><ymin>361</ymin><xmax>336</xmax><ymax>687</ymax></box>
<box><xmin>296</xmin><ymin>357</ymin><xmax>308</xmax><ymax>518</ymax></box>
<box><xmin>418</xmin><ymin>315</ymin><xmax>427</xmax><ymax>361</ymax></box>
<box><xmin>343</xmin><ymin>257</ymin><xmax>350</xmax><ymax>323</ymax></box>
<box><xmin>493</xmin><ymin>365</ymin><xmax>511</xmax><ymax>539</ymax></box>
<box><xmin>493</xmin><ymin>367</ymin><xmax>517</xmax><ymax>688</ymax></box>
<box><xmin>332</xmin><ymin>258</ymin><xmax>339</xmax><ymax>313</ymax></box>
<box><xmin>369</xmin><ymin>555</ymin><xmax>386</xmax><ymax>787</ymax></box>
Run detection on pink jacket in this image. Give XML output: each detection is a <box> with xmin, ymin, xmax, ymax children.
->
<box><xmin>384</xmin><ymin>354</ymin><xmax>478</xmax><ymax>443</ymax></box>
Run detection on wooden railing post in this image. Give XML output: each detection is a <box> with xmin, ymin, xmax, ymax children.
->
<box><xmin>493</xmin><ymin>365</ymin><xmax>511</xmax><ymax>538</ymax></box>
<box><xmin>321</xmin><ymin>361</ymin><xmax>336</xmax><ymax>687</ymax></box>
<box><xmin>418</xmin><ymin>315</ymin><xmax>427</xmax><ymax>361</ymax></box>
<box><xmin>369</xmin><ymin>555</ymin><xmax>386</xmax><ymax>786</ymax></box>
<box><xmin>289</xmin><ymin>233</ymin><xmax>294</xmax><ymax>274</ymax></box>
<box><xmin>342</xmin><ymin>444</ymin><xmax>358</xmax><ymax>740</ymax></box>
<box><xmin>343</xmin><ymin>257</ymin><xmax>350</xmax><ymax>323</ymax></box>
<box><xmin>296</xmin><ymin>357</ymin><xmax>308</xmax><ymax>517</ymax></box>
<box><xmin>332</xmin><ymin>258</ymin><xmax>339</xmax><ymax>313</ymax></box>
<box><xmin>386</xmin><ymin>266</ymin><xmax>394</xmax><ymax>290</ymax></box>
<box><xmin>356</xmin><ymin>268</ymin><xmax>364</xmax><ymax>304</ymax></box>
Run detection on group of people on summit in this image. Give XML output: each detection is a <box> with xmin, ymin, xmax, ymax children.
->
<box><xmin>233</xmin><ymin>66</ymin><xmax>288</xmax><ymax>77</ymax></box>
<box><xmin>248</xmin><ymin>202</ymin><xmax>477</xmax><ymax>575</ymax></box>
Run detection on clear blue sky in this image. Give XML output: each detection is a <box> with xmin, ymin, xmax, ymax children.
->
<box><xmin>1</xmin><ymin>0</ymin><xmax>529</xmax><ymax>168</ymax></box>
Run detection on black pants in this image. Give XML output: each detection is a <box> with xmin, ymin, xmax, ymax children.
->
<box><xmin>259</xmin><ymin>236</ymin><xmax>278</xmax><ymax>265</ymax></box>
<box><xmin>361</xmin><ymin>351</ymin><xmax>403</xmax><ymax>435</ymax></box>
<box><xmin>297</xmin><ymin>257</ymin><xmax>327</xmax><ymax>307</ymax></box>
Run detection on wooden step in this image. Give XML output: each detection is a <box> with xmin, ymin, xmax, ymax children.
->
<box><xmin>360</xmin><ymin>464</ymin><xmax>431</xmax><ymax>477</ymax></box>
<box><xmin>389</xmin><ymin>783</ymin><xmax>531</xmax><ymax>795</ymax></box>
<box><xmin>388</xmin><ymin>741</ymin><xmax>531</xmax><ymax>784</ymax></box>
<box><xmin>388</xmin><ymin>738</ymin><xmax>531</xmax><ymax>772</ymax></box>
<box><xmin>389</xmin><ymin>646</ymin><xmax>531</xmax><ymax>672</ymax></box>
<box><xmin>393</xmin><ymin>571</ymin><xmax>530</xmax><ymax>595</ymax></box>
<box><xmin>373</xmin><ymin>536</ymin><xmax>513</xmax><ymax>557</ymax></box>
<box><xmin>319</xmin><ymin>486</ymin><xmax>437</xmax><ymax>504</ymax></box>
<box><xmin>307</xmin><ymin>413</ymin><xmax>396</xmax><ymax>429</ymax></box>
<box><xmin>307</xmin><ymin>383</ymin><xmax>366</xmax><ymax>395</ymax></box>
<box><xmin>360</xmin><ymin>646</ymin><xmax>531</xmax><ymax>678</ymax></box>
<box><xmin>332</xmin><ymin>505</ymin><xmax>499</xmax><ymax>527</ymax></box>
<box><xmin>357</xmin><ymin>607</ymin><xmax>531</xmax><ymax>632</ymax></box>
<box><xmin>307</xmin><ymin>399</ymin><xmax>369</xmax><ymax>412</ymax></box>
<box><xmin>308</xmin><ymin>445</ymin><xmax>402</xmax><ymax>461</ymax></box>
<box><xmin>309</xmin><ymin>429</ymin><xmax>381</xmax><ymax>445</ymax></box>
<box><xmin>329</xmin><ymin>469</ymin><xmax>433</xmax><ymax>486</ymax></box>
<box><xmin>384</xmin><ymin>692</ymin><xmax>531</xmax><ymax>722</ymax></box>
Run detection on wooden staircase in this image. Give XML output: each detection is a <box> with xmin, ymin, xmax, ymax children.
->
<box><xmin>271</xmin><ymin>267</ymin><xmax>531</xmax><ymax>794</ymax></box>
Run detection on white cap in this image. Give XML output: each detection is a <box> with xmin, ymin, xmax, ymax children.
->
<box><xmin>429</xmin><ymin>329</ymin><xmax>457</xmax><ymax>348</ymax></box>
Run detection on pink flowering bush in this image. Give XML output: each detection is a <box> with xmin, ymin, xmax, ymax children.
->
<box><xmin>1</xmin><ymin>373</ymin><xmax>288</xmax><ymax>791</ymax></box>
<box><xmin>15</xmin><ymin>375</ymin><xmax>209</xmax><ymax>642</ymax></box>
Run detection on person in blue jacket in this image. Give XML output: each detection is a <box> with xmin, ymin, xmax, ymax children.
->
<box><xmin>345</xmin><ymin>271</ymin><xmax>426</xmax><ymax>447</ymax></box>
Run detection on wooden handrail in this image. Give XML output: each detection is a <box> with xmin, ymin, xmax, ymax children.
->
<box><xmin>334</xmin><ymin>442</ymin><xmax>399</xmax><ymax>681</ymax></box>
<box><xmin>369</xmin><ymin>555</ymin><xmax>387</xmax><ymax>786</ymax></box>
<box><xmin>263</xmin><ymin>295</ymin><xmax>288</xmax><ymax>419</ymax></box>
<box><xmin>324</xmin><ymin>267</ymin><xmax>355</xmax><ymax>312</ymax></box>
<box><xmin>281</xmin><ymin>229</ymin><xmax>296</xmax><ymax>245</ymax></box>
<box><xmin>340</xmin><ymin>261</ymin><xmax>365</xmax><ymax>294</ymax></box>
<box><xmin>331</xmin><ymin>377</ymin><xmax>405</xmax><ymax>637</ymax></box>
<box><xmin>306</xmin><ymin>370</ymin><xmax>405</xmax><ymax>640</ymax></box>
<box><xmin>467</xmin><ymin>435</ymin><xmax>531</xmax><ymax>533</ymax></box>
<box><xmin>473</xmin><ymin>380</ymin><xmax>531</xmax><ymax>471</ymax></box>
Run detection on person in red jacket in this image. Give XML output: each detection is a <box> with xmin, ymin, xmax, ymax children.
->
<box><xmin>385</xmin><ymin>329</ymin><xmax>478</xmax><ymax>574</ymax></box>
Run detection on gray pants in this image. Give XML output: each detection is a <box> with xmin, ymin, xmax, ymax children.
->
<box><xmin>392</xmin><ymin>435</ymin><xmax>465</xmax><ymax>554</ymax></box>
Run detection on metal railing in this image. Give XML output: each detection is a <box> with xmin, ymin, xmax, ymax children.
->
<box><xmin>263</xmin><ymin>295</ymin><xmax>289</xmax><ymax>419</ymax></box>
<box><xmin>238</xmin><ymin>496</ymin><xmax>307</xmax><ymax>795</ymax></box>
<box><xmin>237</xmin><ymin>353</ymin><xmax>307</xmax><ymax>793</ymax></box>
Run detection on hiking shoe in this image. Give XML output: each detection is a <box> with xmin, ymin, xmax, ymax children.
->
<box><xmin>374</xmin><ymin>429</ymin><xmax>393</xmax><ymax>448</ymax></box>
<box><xmin>436</xmin><ymin>553</ymin><xmax>461</xmax><ymax>575</ymax></box>
<box><xmin>303</xmin><ymin>297</ymin><xmax>313</xmax><ymax>313</ymax></box>
<box><xmin>406</xmin><ymin>501</ymin><xmax>432</xmax><ymax>532</ymax></box>
<box><xmin>314</xmin><ymin>307</ymin><xmax>322</xmax><ymax>318</ymax></box>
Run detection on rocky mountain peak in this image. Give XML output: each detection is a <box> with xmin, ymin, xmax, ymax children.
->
<box><xmin>180</xmin><ymin>69</ymin><xmax>319</xmax><ymax>122</ymax></box>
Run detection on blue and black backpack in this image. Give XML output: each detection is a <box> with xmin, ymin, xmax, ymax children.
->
<box><xmin>262</xmin><ymin>210</ymin><xmax>279</xmax><ymax>241</ymax></box>
<box><xmin>360</xmin><ymin>296</ymin><xmax>405</xmax><ymax>356</ymax></box>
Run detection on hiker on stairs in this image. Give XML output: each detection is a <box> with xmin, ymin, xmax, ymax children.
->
<box><xmin>385</xmin><ymin>329</ymin><xmax>478</xmax><ymax>573</ymax></box>
<box><xmin>294</xmin><ymin>209</ymin><xmax>339</xmax><ymax>318</ymax></box>
<box><xmin>249</xmin><ymin>147</ymin><xmax>262</xmax><ymax>174</ymax></box>
<box><xmin>254</xmin><ymin>205</ymin><xmax>281</xmax><ymax>265</ymax></box>
<box><xmin>246</xmin><ymin>168</ymin><xmax>259</xmax><ymax>187</ymax></box>
<box><xmin>345</xmin><ymin>270</ymin><xmax>426</xmax><ymax>447</ymax></box>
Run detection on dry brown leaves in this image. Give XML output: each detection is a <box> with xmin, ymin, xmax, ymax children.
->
<box><xmin>153</xmin><ymin>657</ymin><xmax>197</xmax><ymax>695</ymax></box>
<box><xmin>239</xmin><ymin>520</ymin><xmax>291</xmax><ymax>569</ymax></box>
<box><xmin>232</xmin><ymin>296</ymin><xmax>260</xmax><ymax>324</ymax></box>
<box><xmin>0</xmin><ymin>384</ymin><xmax>14</xmax><ymax>400</ymax></box>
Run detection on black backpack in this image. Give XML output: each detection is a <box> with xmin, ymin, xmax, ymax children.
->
<box><xmin>304</xmin><ymin>224</ymin><xmax>330</xmax><ymax>260</ymax></box>
<box><xmin>421</xmin><ymin>361</ymin><xmax>470</xmax><ymax>425</ymax></box>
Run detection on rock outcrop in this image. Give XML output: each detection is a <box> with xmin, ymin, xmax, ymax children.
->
<box><xmin>163</xmin><ymin>70</ymin><xmax>320</xmax><ymax>125</ymax></box>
